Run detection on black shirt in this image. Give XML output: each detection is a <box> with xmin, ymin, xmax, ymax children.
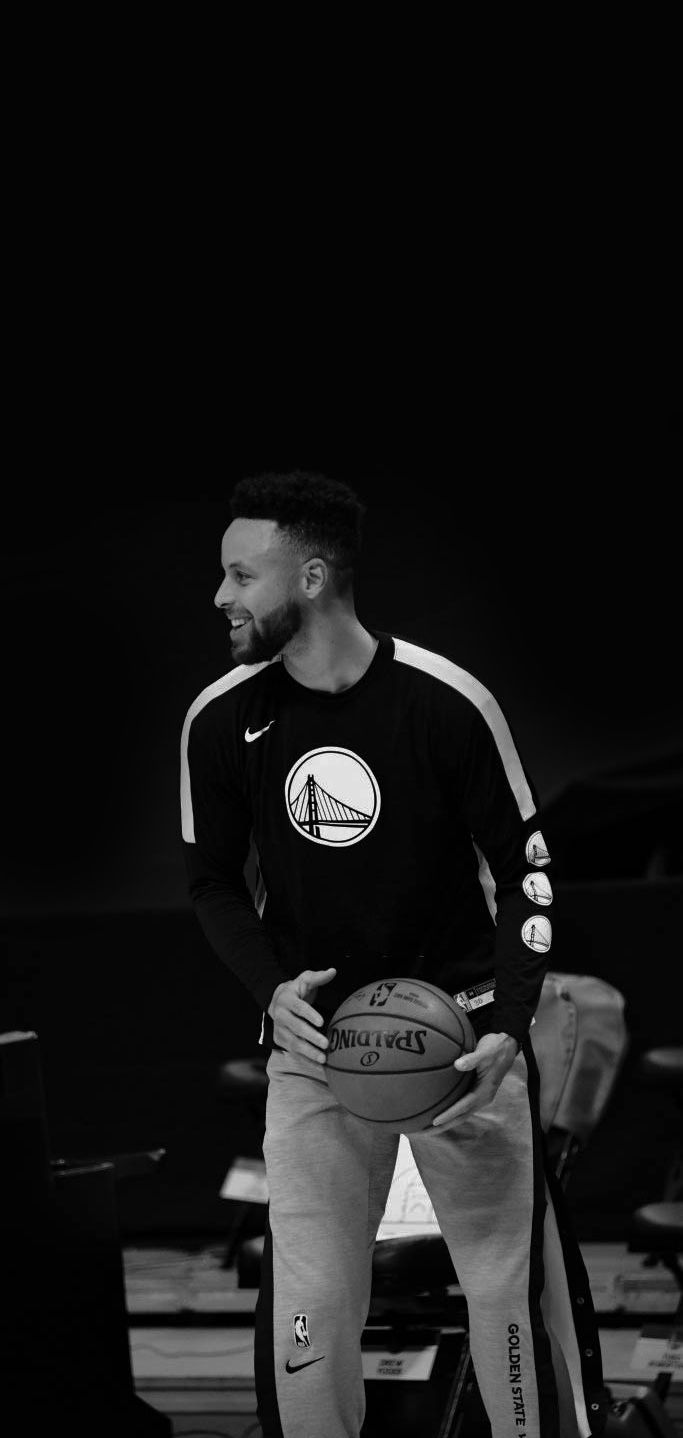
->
<box><xmin>181</xmin><ymin>632</ymin><xmax>553</xmax><ymax>1049</ymax></box>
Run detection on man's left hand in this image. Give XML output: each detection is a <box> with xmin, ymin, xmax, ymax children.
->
<box><xmin>431</xmin><ymin>1032</ymin><xmax>519</xmax><ymax>1129</ymax></box>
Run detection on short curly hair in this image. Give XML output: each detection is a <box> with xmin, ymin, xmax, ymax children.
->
<box><xmin>230</xmin><ymin>470</ymin><xmax>365</xmax><ymax>593</ymax></box>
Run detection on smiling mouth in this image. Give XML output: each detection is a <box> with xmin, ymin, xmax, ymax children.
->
<box><xmin>229</xmin><ymin>617</ymin><xmax>251</xmax><ymax>632</ymax></box>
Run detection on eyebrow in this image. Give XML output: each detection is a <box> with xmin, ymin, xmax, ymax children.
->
<box><xmin>224</xmin><ymin>560</ymin><xmax>256</xmax><ymax>572</ymax></box>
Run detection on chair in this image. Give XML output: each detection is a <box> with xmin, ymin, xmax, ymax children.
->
<box><xmin>636</xmin><ymin>1048</ymin><xmax>683</xmax><ymax>1202</ymax></box>
<box><xmin>217</xmin><ymin>1055</ymin><xmax>269</xmax><ymax>1267</ymax></box>
<box><xmin>1</xmin><ymin>1030</ymin><xmax>170</xmax><ymax>1436</ymax></box>
<box><xmin>630</xmin><ymin>1205</ymin><xmax>683</xmax><ymax>1317</ymax></box>
<box><xmin>625</xmin><ymin>1046</ymin><xmax>683</xmax><ymax>1409</ymax></box>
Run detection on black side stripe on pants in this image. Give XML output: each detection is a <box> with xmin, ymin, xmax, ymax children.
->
<box><xmin>524</xmin><ymin>1036</ymin><xmax>562</xmax><ymax>1438</ymax></box>
<box><xmin>524</xmin><ymin>1035</ymin><xmax>609</xmax><ymax>1438</ymax></box>
<box><xmin>254</xmin><ymin>1207</ymin><xmax>285</xmax><ymax>1438</ymax></box>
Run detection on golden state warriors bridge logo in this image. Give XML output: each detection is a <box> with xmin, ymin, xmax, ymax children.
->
<box><xmin>285</xmin><ymin>747</ymin><xmax>381</xmax><ymax>847</ymax></box>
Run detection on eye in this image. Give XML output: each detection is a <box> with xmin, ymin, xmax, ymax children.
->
<box><xmin>236</xmin><ymin>572</ymin><xmax>250</xmax><ymax>583</ymax></box>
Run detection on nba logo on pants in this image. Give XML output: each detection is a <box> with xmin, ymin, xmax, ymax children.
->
<box><xmin>293</xmin><ymin>1313</ymin><xmax>311</xmax><ymax>1348</ymax></box>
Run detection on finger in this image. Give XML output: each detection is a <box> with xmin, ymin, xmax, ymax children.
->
<box><xmin>273</xmin><ymin>1032</ymin><xmax>327</xmax><ymax>1065</ymax></box>
<box><xmin>289</xmin><ymin>995</ymin><xmax>326</xmax><ymax>1029</ymax></box>
<box><xmin>432</xmin><ymin>1093</ymin><xmax>481</xmax><ymax>1126</ymax></box>
<box><xmin>432</xmin><ymin>1106</ymin><xmax>476</xmax><ymax>1128</ymax></box>
<box><xmin>273</xmin><ymin>1020</ymin><xmax>328</xmax><ymax>1058</ymax></box>
<box><xmin>286</xmin><ymin>1016</ymin><xmax>329</xmax><ymax>1051</ymax></box>
<box><xmin>434</xmin><ymin>1104</ymin><xmax>474</xmax><ymax>1127</ymax></box>
<box><xmin>298</xmin><ymin>967</ymin><xmax>337</xmax><ymax>993</ymax></box>
<box><xmin>290</xmin><ymin>997</ymin><xmax>326</xmax><ymax>1028</ymax></box>
<box><xmin>291</xmin><ymin>1036</ymin><xmax>329</xmax><ymax>1065</ymax></box>
<box><xmin>434</xmin><ymin>1079</ymin><xmax>499</xmax><ymax>1125</ymax></box>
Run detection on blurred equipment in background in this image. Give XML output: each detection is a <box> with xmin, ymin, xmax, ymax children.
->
<box><xmin>217</xmin><ymin>1056</ymin><xmax>269</xmax><ymax>1269</ymax></box>
<box><xmin>0</xmin><ymin>1030</ymin><xmax>170</xmax><ymax>1436</ymax></box>
<box><xmin>636</xmin><ymin>1049</ymin><xmax>683</xmax><ymax>1203</ymax></box>
<box><xmin>624</xmin><ymin>1046</ymin><xmax>683</xmax><ymax>1426</ymax></box>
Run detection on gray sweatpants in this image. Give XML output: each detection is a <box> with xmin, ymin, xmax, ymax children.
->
<box><xmin>254</xmin><ymin>1040</ymin><xmax>606</xmax><ymax>1438</ymax></box>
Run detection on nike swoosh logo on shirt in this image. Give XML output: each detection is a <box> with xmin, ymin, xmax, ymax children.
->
<box><xmin>245</xmin><ymin>721</ymin><xmax>275</xmax><ymax>743</ymax></box>
<box><xmin>285</xmin><ymin>1356</ymin><xmax>325</xmax><ymax>1373</ymax></box>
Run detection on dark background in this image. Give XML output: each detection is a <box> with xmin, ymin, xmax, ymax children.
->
<box><xmin>2</xmin><ymin>417</ymin><xmax>682</xmax><ymax>1240</ymax></box>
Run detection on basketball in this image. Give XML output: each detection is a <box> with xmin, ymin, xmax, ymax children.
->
<box><xmin>325</xmin><ymin>977</ymin><xmax>476</xmax><ymax>1133</ymax></box>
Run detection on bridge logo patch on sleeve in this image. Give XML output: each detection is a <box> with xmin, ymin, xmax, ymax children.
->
<box><xmin>285</xmin><ymin>747</ymin><xmax>381</xmax><ymax>847</ymax></box>
<box><xmin>521</xmin><ymin>915</ymin><xmax>552</xmax><ymax>952</ymax></box>
<box><xmin>525</xmin><ymin>829</ymin><xmax>551</xmax><ymax>866</ymax></box>
<box><xmin>522</xmin><ymin>872</ymin><xmax>553</xmax><ymax>905</ymax></box>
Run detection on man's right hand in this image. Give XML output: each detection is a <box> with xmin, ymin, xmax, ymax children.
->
<box><xmin>267</xmin><ymin>967</ymin><xmax>337</xmax><ymax>1063</ymax></box>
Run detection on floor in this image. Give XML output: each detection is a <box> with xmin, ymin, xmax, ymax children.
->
<box><xmin>124</xmin><ymin>1239</ymin><xmax>683</xmax><ymax>1436</ymax></box>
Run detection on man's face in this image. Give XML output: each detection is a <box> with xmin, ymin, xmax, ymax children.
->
<box><xmin>214</xmin><ymin>518</ymin><xmax>303</xmax><ymax>664</ymax></box>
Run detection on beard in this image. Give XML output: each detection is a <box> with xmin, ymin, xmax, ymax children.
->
<box><xmin>231</xmin><ymin>597</ymin><xmax>302</xmax><ymax>664</ymax></box>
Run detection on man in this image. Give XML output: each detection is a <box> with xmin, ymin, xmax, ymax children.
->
<box><xmin>181</xmin><ymin>472</ymin><xmax>606</xmax><ymax>1438</ymax></box>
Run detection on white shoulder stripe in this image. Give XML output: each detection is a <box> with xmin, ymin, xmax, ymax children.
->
<box><xmin>180</xmin><ymin>662</ymin><xmax>272</xmax><ymax>842</ymax></box>
<box><xmin>393</xmin><ymin>637</ymin><xmax>536</xmax><ymax>821</ymax></box>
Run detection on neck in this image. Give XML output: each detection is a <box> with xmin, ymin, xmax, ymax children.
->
<box><xmin>282</xmin><ymin>612</ymin><xmax>378</xmax><ymax>693</ymax></box>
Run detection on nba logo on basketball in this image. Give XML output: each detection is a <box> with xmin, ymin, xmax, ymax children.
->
<box><xmin>369</xmin><ymin>982</ymin><xmax>396</xmax><ymax>1008</ymax></box>
<box><xmin>293</xmin><ymin>1314</ymin><xmax>311</xmax><ymax>1348</ymax></box>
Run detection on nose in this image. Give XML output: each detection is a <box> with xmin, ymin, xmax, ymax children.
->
<box><xmin>214</xmin><ymin>577</ymin><xmax>232</xmax><ymax>610</ymax></box>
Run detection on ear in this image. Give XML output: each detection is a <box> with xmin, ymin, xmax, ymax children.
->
<box><xmin>301</xmin><ymin>557</ymin><xmax>328</xmax><ymax>598</ymax></box>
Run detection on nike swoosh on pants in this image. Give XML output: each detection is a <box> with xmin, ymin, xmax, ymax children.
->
<box><xmin>285</xmin><ymin>1356</ymin><xmax>325</xmax><ymax>1373</ymax></box>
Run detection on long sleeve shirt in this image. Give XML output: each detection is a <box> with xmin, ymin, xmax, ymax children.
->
<box><xmin>180</xmin><ymin>632</ymin><xmax>553</xmax><ymax>1050</ymax></box>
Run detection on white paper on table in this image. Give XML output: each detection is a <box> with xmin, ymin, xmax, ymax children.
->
<box><xmin>614</xmin><ymin>1270</ymin><xmax>679</xmax><ymax>1312</ymax></box>
<box><xmin>376</xmin><ymin>1135</ymin><xmax>440</xmax><ymax>1241</ymax></box>
<box><xmin>220</xmin><ymin>1156</ymin><xmax>269</xmax><ymax>1203</ymax></box>
<box><xmin>631</xmin><ymin>1325</ymin><xmax>683</xmax><ymax>1374</ymax></box>
<box><xmin>362</xmin><ymin>1344</ymin><xmax>438</xmax><ymax>1381</ymax></box>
